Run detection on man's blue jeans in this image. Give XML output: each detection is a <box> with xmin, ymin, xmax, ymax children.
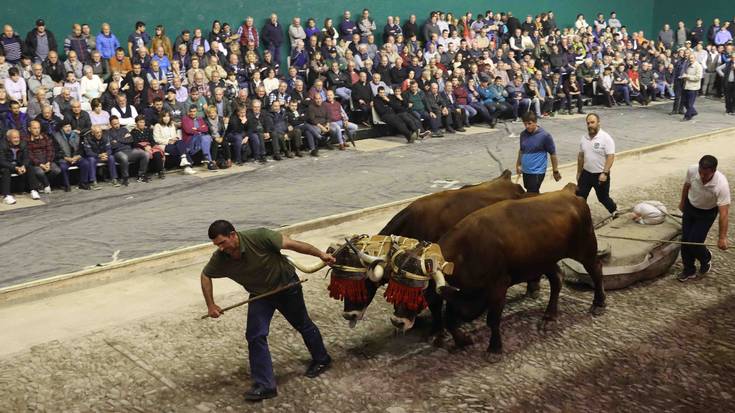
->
<box><xmin>245</xmin><ymin>280</ymin><xmax>329</xmax><ymax>390</ymax></box>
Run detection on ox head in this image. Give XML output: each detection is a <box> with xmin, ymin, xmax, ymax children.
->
<box><xmin>386</xmin><ymin>240</ymin><xmax>457</xmax><ymax>332</ymax></box>
<box><xmin>326</xmin><ymin>235</ymin><xmax>394</xmax><ymax>327</ymax></box>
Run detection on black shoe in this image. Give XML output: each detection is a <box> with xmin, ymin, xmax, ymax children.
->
<box><xmin>431</xmin><ymin>132</ymin><xmax>444</xmax><ymax>138</ymax></box>
<box><xmin>273</xmin><ymin>154</ymin><xmax>283</xmax><ymax>161</ymax></box>
<box><xmin>121</xmin><ymin>178</ymin><xmax>129</xmax><ymax>187</ymax></box>
<box><xmin>257</xmin><ymin>157</ymin><xmax>267</xmax><ymax>164</ymax></box>
<box><xmin>244</xmin><ymin>385</ymin><xmax>277</xmax><ymax>402</ymax></box>
<box><xmin>295</xmin><ymin>151</ymin><xmax>303</xmax><ymax>157</ymax></box>
<box><xmin>700</xmin><ymin>259</ymin><xmax>712</xmax><ymax>275</ymax></box>
<box><xmin>158</xmin><ymin>170</ymin><xmax>166</xmax><ymax>179</ymax></box>
<box><xmin>63</xmin><ymin>185</ymin><xmax>71</xmax><ymax>192</ymax></box>
<box><xmin>207</xmin><ymin>162</ymin><xmax>218</xmax><ymax>170</ymax></box>
<box><xmin>137</xmin><ymin>174</ymin><xmax>151</xmax><ymax>183</ymax></box>
<box><xmin>305</xmin><ymin>356</ymin><xmax>332</xmax><ymax>378</ymax></box>
<box><xmin>677</xmin><ymin>271</ymin><xmax>697</xmax><ymax>282</ymax></box>
<box><xmin>325</xmin><ymin>142</ymin><xmax>335</xmax><ymax>150</ymax></box>
<box><xmin>577</xmin><ymin>109</ymin><xmax>585</xmax><ymax>114</ymax></box>
<box><xmin>285</xmin><ymin>152</ymin><xmax>294</xmax><ymax>158</ymax></box>
<box><xmin>310</xmin><ymin>149</ymin><xmax>319</xmax><ymax>157</ymax></box>
<box><xmin>78</xmin><ymin>182</ymin><xmax>91</xmax><ymax>190</ymax></box>
<box><xmin>446</xmin><ymin>128</ymin><xmax>457</xmax><ymax>134</ymax></box>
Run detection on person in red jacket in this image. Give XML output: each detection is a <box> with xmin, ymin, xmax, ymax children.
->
<box><xmin>181</xmin><ymin>106</ymin><xmax>215</xmax><ymax>169</ymax></box>
<box><xmin>26</xmin><ymin>120</ymin><xmax>60</xmax><ymax>193</ymax></box>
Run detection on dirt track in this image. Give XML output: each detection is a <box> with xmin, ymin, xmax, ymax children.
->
<box><xmin>1</xmin><ymin>130</ymin><xmax>735</xmax><ymax>412</ymax></box>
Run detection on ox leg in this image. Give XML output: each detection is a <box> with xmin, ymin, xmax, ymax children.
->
<box><xmin>525</xmin><ymin>278</ymin><xmax>541</xmax><ymax>299</ymax></box>
<box><xmin>445</xmin><ymin>302</ymin><xmax>473</xmax><ymax>349</ymax></box>
<box><xmin>425</xmin><ymin>288</ymin><xmax>449</xmax><ymax>346</ymax></box>
<box><xmin>539</xmin><ymin>267</ymin><xmax>561</xmax><ymax>332</ymax></box>
<box><xmin>584</xmin><ymin>258</ymin><xmax>607</xmax><ymax>316</ymax></box>
<box><xmin>485</xmin><ymin>288</ymin><xmax>508</xmax><ymax>363</ymax></box>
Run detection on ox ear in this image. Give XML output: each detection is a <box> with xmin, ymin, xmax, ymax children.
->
<box><xmin>563</xmin><ymin>182</ymin><xmax>578</xmax><ymax>193</ymax></box>
<box><xmin>499</xmin><ymin>169</ymin><xmax>512</xmax><ymax>180</ymax></box>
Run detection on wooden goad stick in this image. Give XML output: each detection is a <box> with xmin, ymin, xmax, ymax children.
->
<box><xmin>200</xmin><ymin>279</ymin><xmax>309</xmax><ymax>319</ymax></box>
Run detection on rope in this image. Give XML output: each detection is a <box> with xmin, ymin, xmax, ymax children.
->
<box><xmin>596</xmin><ymin>234</ymin><xmax>730</xmax><ymax>251</ymax></box>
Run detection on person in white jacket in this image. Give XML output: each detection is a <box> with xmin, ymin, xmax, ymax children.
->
<box><xmin>80</xmin><ymin>65</ymin><xmax>106</xmax><ymax>108</ymax></box>
<box><xmin>681</xmin><ymin>54</ymin><xmax>703</xmax><ymax>121</ymax></box>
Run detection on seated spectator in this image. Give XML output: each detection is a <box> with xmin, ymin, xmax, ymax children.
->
<box><xmin>5</xmin><ymin>101</ymin><xmax>29</xmax><ymax>138</ymax></box>
<box><xmin>373</xmin><ymin>85</ymin><xmax>418</xmax><ymax>142</ymax></box>
<box><xmin>36</xmin><ymin>104</ymin><xmax>63</xmax><ymax>136</ymax></box>
<box><xmin>131</xmin><ymin>115</ymin><xmax>165</xmax><ymax>179</ymax></box>
<box><xmin>147</xmin><ymin>59</ymin><xmax>167</xmax><ymax>85</ymax></box>
<box><xmin>263</xmin><ymin>100</ymin><xmax>292</xmax><ymax>160</ymax></box>
<box><xmin>424</xmin><ymin>82</ymin><xmax>459</xmax><ymax>134</ymax></box>
<box><xmin>597</xmin><ymin>67</ymin><xmax>615</xmax><ymax>108</ymax></box>
<box><xmin>4</xmin><ymin>68</ymin><xmax>27</xmax><ymax>106</ymax></box>
<box><xmin>181</xmin><ymin>105</ymin><xmax>215</xmax><ymax>169</ymax></box>
<box><xmin>107</xmin><ymin>115</ymin><xmax>150</xmax><ymax>183</ymax></box>
<box><xmin>306</xmin><ymin>93</ymin><xmax>334</xmax><ymax>149</ymax></box>
<box><xmin>82</xmin><ymin>124</ymin><xmax>117</xmax><ymax>188</ymax></box>
<box><xmin>506</xmin><ymin>76</ymin><xmax>531</xmax><ymax>121</ymax></box>
<box><xmin>27</xmin><ymin>120</ymin><xmax>60</xmax><ymax>194</ymax></box>
<box><xmin>612</xmin><ymin>64</ymin><xmax>632</xmax><ymax>106</ymax></box>
<box><xmin>154</xmin><ymin>111</ymin><xmax>193</xmax><ymax>174</ymax></box>
<box><xmin>80</xmin><ymin>65</ymin><xmax>106</xmax><ymax>106</ymax></box>
<box><xmin>458</xmin><ymin>78</ymin><xmax>495</xmax><ymax>127</ymax></box>
<box><xmin>53</xmin><ymin>120</ymin><xmax>89</xmax><ymax>191</ymax></box>
<box><xmin>108</xmin><ymin>47</ymin><xmax>132</xmax><ymax>77</ymax></box>
<box><xmin>43</xmin><ymin>50</ymin><xmax>66</xmax><ymax>84</ymax></box>
<box><xmin>143</xmin><ymin>96</ymin><xmax>166</xmax><ymax>126</ymax></box>
<box><xmin>267</xmin><ymin>81</ymin><xmax>291</xmax><ymax>110</ymax></box>
<box><xmin>152</xmin><ymin>46</ymin><xmax>171</xmax><ymax>73</ymax></box>
<box><xmin>26</xmin><ymin>88</ymin><xmax>48</xmax><ymax>120</ymax></box>
<box><xmin>53</xmin><ymin>87</ymin><xmax>73</xmax><ymax>118</ymax></box>
<box><xmin>564</xmin><ymin>73</ymin><xmax>585</xmax><ymax>114</ymax></box>
<box><xmin>350</xmin><ymin>71</ymin><xmax>373</xmax><ymax>124</ymax></box>
<box><xmin>324</xmin><ymin>90</ymin><xmax>357</xmax><ymax>149</ymax></box>
<box><xmin>110</xmin><ymin>94</ymin><xmax>138</xmax><ymax>129</ymax></box>
<box><xmin>203</xmin><ymin>105</ymin><xmax>230</xmax><ymax>168</ymax></box>
<box><xmin>163</xmin><ymin>88</ymin><xmax>186</xmax><ymax>126</ymax></box>
<box><xmin>127</xmin><ymin>77</ymin><xmax>148</xmax><ymax>111</ymax></box>
<box><xmin>440</xmin><ymin>82</ymin><xmax>468</xmax><ymax>130</ymax></box>
<box><xmin>245</xmin><ymin>99</ymin><xmax>272</xmax><ymax>163</ymax></box>
<box><xmin>64</xmin><ymin>50</ymin><xmax>84</xmax><ymax>79</ymax></box>
<box><xmin>285</xmin><ymin>99</ymin><xmax>311</xmax><ymax>157</ymax></box>
<box><xmin>146</xmin><ymin>79</ymin><xmax>165</xmax><ymax>105</ymax></box>
<box><xmin>0</xmin><ymin>129</ymin><xmax>42</xmax><ymax>204</ymax></box>
<box><xmin>27</xmin><ymin>64</ymin><xmax>55</xmax><ymax>101</ymax></box>
<box><xmin>224</xmin><ymin>105</ymin><xmax>251</xmax><ymax>165</ymax></box>
<box><xmin>100</xmin><ymin>81</ymin><xmax>121</xmax><ymax>112</ymax></box>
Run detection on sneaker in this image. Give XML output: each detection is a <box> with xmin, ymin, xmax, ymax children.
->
<box><xmin>3</xmin><ymin>195</ymin><xmax>16</xmax><ymax>205</ymax></box>
<box><xmin>273</xmin><ymin>154</ymin><xmax>283</xmax><ymax>160</ymax></box>
<box><xmin>30</xmin><ymin>190</ymin><xmax>41</xmax><ymax>200</ymax></box>
<box><xmin>431</xmin><ymin>132</ymin><xmax>444</xmax><ymax>138</ymax></box>
<box><xmin>677</xmin><ymin>271</ymin><xmax>697</xmax><ymax>282</ymax></box>
<box><xmin>111</xmin><ymin>179</ymin><xmax>121</xmax><ymax>187</ymax></box>
<box><xmin>90</xmin><ymin>181</ymin><xmax>102</xmax><ymax>190</ymax></box>
<box><xmin>285</xmin><ymin>152</ymin><xmax>294</xmax><ymax>158</ymax></box>
<box><xmin>207</xmin><ymin>162</ymin><xmax>218</xmax><ymax>170</ymax></box>
<box><xmin>137</xmin><ymin>174</ymin><xmax>151</xmax><ymax>183</ymax></box>
<box><xmin>700</xmin><ymin>259</ymin><xmax>712</xmax><ymax>275</ymax></box>
<box><xmin>78</xmin><ymin>182</ymin><xmax>91</xmax><ymax>190</ymax></box>
<box><xmin>183</xmin><ymin>166</ymin><xmax>197</xmax><ymax>175</ymax></box>
<box><xmin>179</xmin><ymin>156</ymin><xmax>191</xmax><ymax>167</ymax></box>
<box><xmin>257</xmin><ymin>157</ymin><xmax>267</xmax><ymax>164</ymax></box>
<box><xmin>420</xmin><ymin>130</ymin><xmax>432</xmax><ymax>139</ymax></box>
<box><xmin>158</xmin><ymin>170</ymin><xmax>166</xmax><ymax>179</ymax></box>
<box><xmin>43</xmin><ymin>186</ymin><xmax>51</xmax><ymax>194</ymax></box>
<box><xmin>121</xmin><ymin>178</ymin><xmax>129</xmax><ymax>187</ymax></box>
<box><xmin>310</xmin><ymin>149</ymin><xmax>319</xmax><ymax>157</ymax></box>
<box><xmin>63</xmin><ymin>186</ymin><xmax>71</xmax><ymax>192</ymax></box>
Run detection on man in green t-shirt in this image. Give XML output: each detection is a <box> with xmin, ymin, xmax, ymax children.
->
<box><xmin>201</xmin><ymin>220</ymin><xmax>335</xmax><ymax>402</ymax></box>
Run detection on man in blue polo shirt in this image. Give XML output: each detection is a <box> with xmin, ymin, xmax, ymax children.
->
<box><xmin>515</xmin><ymin>111</ymin><xmax>561</xmax><ymax>193</ymax></box>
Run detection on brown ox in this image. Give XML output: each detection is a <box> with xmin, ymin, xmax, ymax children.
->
<box><xmin>337</xmin><ymin>170</ymin><xmax>532</xmax><ymax>334</ymax></box>
<box><xmin>389</xmin><ymin>183</ymin><xmax>606</xmax><ymax>361</ymax></box>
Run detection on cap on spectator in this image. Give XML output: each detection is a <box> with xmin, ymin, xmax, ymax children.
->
<box><xmin>36</xmin><ymin>19</ymin><xmax>45</xmax><ymax>27</ymax></box>
<box><xmin>166</xmin><ymin>86</ymin><xmax>176</xmax><ymax>93</ymax></box>
<box><xmin>479</xmin><ymin>74</ymin><xmax>490</xmax><ymax>83</ymax></box>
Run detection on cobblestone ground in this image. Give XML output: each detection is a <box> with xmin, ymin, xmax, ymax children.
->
<box><xmin>1</xmin><ymin>166</ymin><xmax>734</xmax><ymax>412</ymax></box>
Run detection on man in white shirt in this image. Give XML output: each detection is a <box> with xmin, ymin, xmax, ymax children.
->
<box><xmin>576</xmin><ymin>113</ymin><xmax>617</xmax><ymax>214</ymax></box>
<box><xmin>677</xmin><ymin>155</ymin><xmax>730</xmax><ymax>281</ymax></box>
<box><xmin>682</xmin><ymin>54</ymin><xmax>703</xmax><ymax>121</ymax></box>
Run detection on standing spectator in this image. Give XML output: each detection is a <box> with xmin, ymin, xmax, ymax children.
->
<box><xmin>1</xmin><ymin>25</ymin><xmax>24</xmax><ymax>65</ymax></box>
<box><xmin>682</xmin><ymin>54</ymin><xmax>703</xmax><ymax>121</ymax></box>
<box><xmin>675</xmin><ymin>21</ymin><xmax>688</xmax><ymax>49</ymax></box>
<box><xmin>690</xmin><ymin>18</ymin><xmax>705</xmax><ymax>47</ymax></box>
<box><xmin>714</xmin><ymin>25</ymin><xmax>733</xmax><ymax>46</ymax></box>
<box><xmin>707</xmin><ymin>18</ymin><xmax>720</xmax><ymax>46</ymax></box>
<box><xmin>53</xmin><ymin>120</ymin><xmax>88</xmax><ymax>192</ymax></box>
<box><xmin>262</xmin><ymin>14</ymin><xmax>284</xmax><ymax>69</ymax></box>
<box><xmin>677</xmin><ymin>155</ymin><xmax>730</xmax><ymax>281</ymax></box>
<box><xmin>576</xmin><ymin>113</ymin><xmax>617</xmax><ymax>214</ymax></box>
<box><xmin>658</xmin><ymin>24</ymin><xmax>674</xmax><ymax>50</ymax></box>
<box><xmin>237</xmin><ymin>17</ymin><xmax>259</xmax><ymax>49</ymax></box>
<box><xmin>288</xmin><ymin>18</ymin><xmax>306</xmax><ymax>49</ymax></box>
<box><xmin>64</xmin><ymin>24</ymin><xmax>91</xmax><ymax>64</ymax></box>
<box><xmin>128</xmin><ymin>21</ymin><xmax>150</xmax><ymax>58</ymax></box>
<box><xmin>717</xmin><ymin>52</ymin><xmax>735</xmax><ymax>115</ymax></box>
<box><xmin>96</xmin><ymin>23</ymin><xmax>120</xmax><ymax>60</ymax></box>
<box><xmin>516</xmin><ymin>111</ymin><xmax>560</xmax><ymax>193</ymax></box>
<box><xmin>702</xmin><ymin>44</ymin><xmax>720</xmax><ymax>96</ymax></box>
<box><xmin>0</xmin><ymin>129</ymin><xmax>42</xmax><ymax>204</ymax></box>
<box><xmin>151</xmin><ymin>25</ymin><xmax>173</xmax><ymax>60</ymax></box>
<box><xmin>338</xmin><ymin>11</ymin><xmax>357</xmax><ymax>41</ymax></box>
<box><xmin>25</xmin><ymin>19</ymin><xmax>58</xmax><ymax>64</ymax></box>
<box><xmin>26</xmin><ymin>120</ymin><xmax>60</xmax><ymax>193</ymax></box>
<box><xmin>357</xmin><ymin>8</ymin><xmax>376</xmax><ymax>39</ymax></box>
<box><xmin>607</xmin><ymin>12</ymin><xmax>621</xmax><ymax>31</ymax></box>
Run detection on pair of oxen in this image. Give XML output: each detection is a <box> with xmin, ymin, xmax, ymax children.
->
<box><xmin>292</xmin><ymin>170</ymin><xmax>607</xmax><ymax>361</ymax></box>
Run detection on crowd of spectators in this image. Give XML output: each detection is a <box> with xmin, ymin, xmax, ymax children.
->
<box><xmin>1</xmin><ymin>9</ymin><xmax>734</xmax><ymax>205</ymax></box>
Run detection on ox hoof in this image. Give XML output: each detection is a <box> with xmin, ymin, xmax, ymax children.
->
<box><xmin>453</xmin><ymin>333</ymin><xmax>473</xmax><ymax>349</ymax></box>
<box><xmin>589</xmin><ymin>304</ymin><xmax>606</xmax><ymax>317</ymax></box>
<box><xmin>348</xmin><ymin>319</ymin><xmax>358</xmax><ymax>329</ymax></box>
<box><xmin>525</xmin><ymin>289</ymin><xmax>541</xmax><ymax>300</ymax></box>
<box><xmin>537</xmin><ymin>317</ymin><xmax>558</xmax><ymax>333</ymax></box>
<box><xmin>484</xmin><ymin>351</ymin><xmax>503</xmax><ymax>364</ymax></box>
<box><xmin>430</xmin><ymin>331</ymin><xmax>450</xmax><ymax>348</ymax></box>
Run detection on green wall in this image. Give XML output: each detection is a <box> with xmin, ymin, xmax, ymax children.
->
<box><xmin>653</xmin><ymin>1</ymin><xmax>732</xmax><ymax>38</ymax></box>
<box><xmin>6</xmin><ymin>0</ymin><xmax>655</xmax><ymax>64</ymax></box>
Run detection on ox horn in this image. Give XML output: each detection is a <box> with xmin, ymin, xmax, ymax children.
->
<box><xmin>287</xmin><ymin>257</ymin><xmax>328</xmax><ymax>273</ymax></box>
<box><xmin>431</xmin><ymin>269</ymin><xmax>459</xmax><ymax>295</ymax></box>
<box><xmin>344</xmin><ymin>238</ymin><xmax>386</xmax><ymax>282</ymax></box>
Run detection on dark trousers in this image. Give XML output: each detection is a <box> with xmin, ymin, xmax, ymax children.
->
<box><xmin>285</xmin><ymin>128</ymin><xmax>304</xmax><ymax>153</ymax></box>
<box><xmin>1</xmin><ymin>166</ymin><xmax>42</xmax><ymax>195</ymax></box>
<box><xmin>114</xmin><ymin>149</ymin><xmax>149</xmax><ymax>179</ymax></box>
<box><xmin>398</xmin><ymin>112</ymin><xmax>421</xmax><ymax>131</ymax></box>
<box><xmin>684</xmin><ymin>90</ymin><xmax>698</xmax><ymax>120</ymax></box>
<box><xmin>672</xmin><ymin>79</ymin><xmax>685</xmax><ymax>113</ymax></box>
<box><xmin>576</xmin><ymin>170</ymin><xmax>617</xmax><ymax>213</ymax></box>
<box><xmin>680</xmin><ymin>199</ymin><xmax>718</xmax><ymax>274</ymax></box>
<box><xmin>382</xmin><ymin>112</ymin><xmax>413</xmax><ymax>140</ymax></box>
<box><xmin>31</xmin><ymin>163</ymin><xmax>61</xmax><ymax>187</ymax></box>
<box><xmin>565</xmin><ymin>94</ymin><xmax>583</xmax><ymax>112</ymax></box>
<box><xmin>87</xmin><ymin>155</ymin><xmax>118</xmax><ymax>181</ymax></box>
<box><xmin>247</xmin><ymin>132</ymin><xmax>266</xmax><ymax>159</ymax></box>
<box><xmin>245</xmin><ymin>282</ymin><xmax>329</xmax><ymax>390</ymax></box>
<box><xmin>59</xmin><ymin>159</ymin><xmax>92</xmax><ymax>187</ymax></box>
<box><xmin>724</xmin><ymin>81</ymin><xmax>735</xmax><ymax>113</ymax></box>
<box><xmin>225</xmin><ymin>133</ymin><xmax>249</xmax><ymax>163</ymax></box>
<box><xmin>522</xmin><ymin>173</ymin><xmax>545</xmax><ymax>193</ymax></box>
